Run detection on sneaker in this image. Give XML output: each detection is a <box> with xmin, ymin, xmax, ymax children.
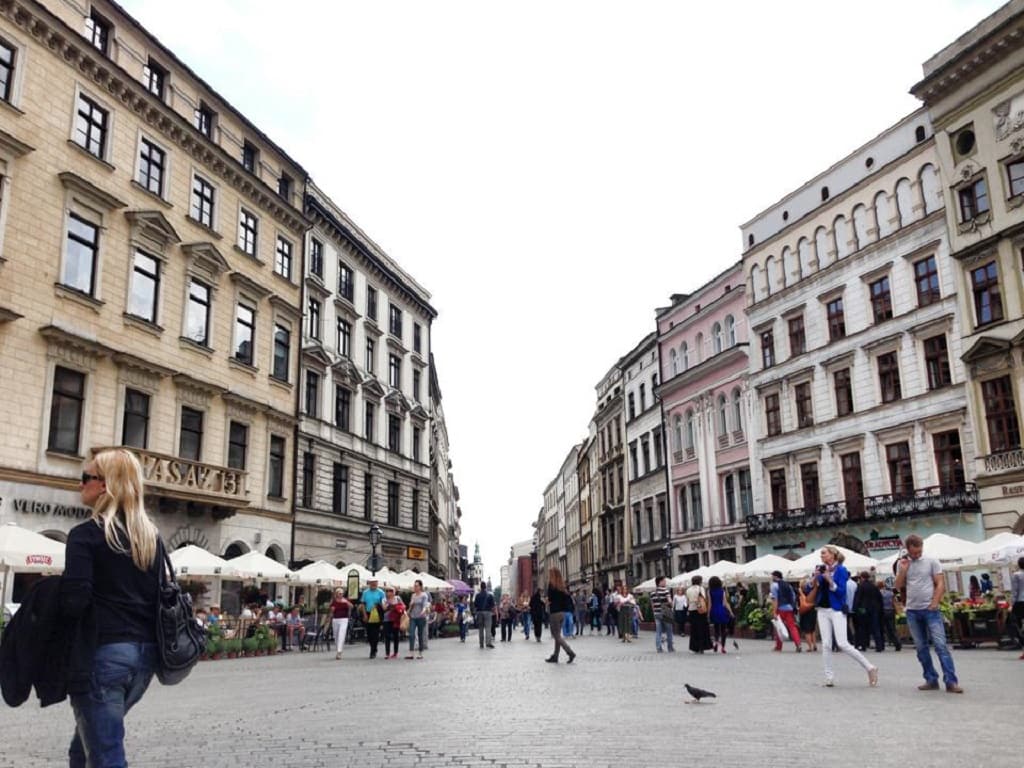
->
<box><xmin>416</xmin><ymin>655</ymin><xmax>424</xmax><ymax>660</ymax></box>
<box><xmin>795</xmin><ymin>647</ymin><xmax>802</xmax><ymax>653</ymax></box>
<box><xmin>918</xmin><ymin>682</ymin><xmax>940</xmax><ymax>691</ymax></box>
<box><xmin>824</xmin><ymin>679</ymin><xmax>834</xmax><ymax>687</ymax></box>
<box><xmin>945</xmin><ymin>684</ymin><xmax>964</xmax><ymax>694</ymax></box>
<box><xmin>335</xmin><ymin>652</ymin><xmax>342</xmax><ymax>660</ymax></box>
<box><xmin>868</xmin><ymin>667</ymin><xmax>878</xmax><ymax>687</ymax></box>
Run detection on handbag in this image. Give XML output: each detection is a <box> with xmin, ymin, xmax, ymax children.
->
<box><xmin>155</xmin><ymin>540</ymin><xmax>205</xmax><ymax>685</ymax></box>
<box><xmin>399</xmin><ymin>612</ymin><xmax>411</xmax><ymax>632</ymax></box>
<box><xmin>798</xmin><ymin>588</ymin><xmax>815</xmax><ymax>615</ymax></box>
<box><xmin>695</xmin><ymin>589</ymin><xmax>708</xmax><ymax>615</ymax></box>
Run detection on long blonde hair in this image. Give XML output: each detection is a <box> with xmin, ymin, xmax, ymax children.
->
<box><xmin>91</xmin><ymin>448</ymin><xmax>159</xmax><ymax>570</ymax></box>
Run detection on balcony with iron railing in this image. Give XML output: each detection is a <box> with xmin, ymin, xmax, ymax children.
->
<box><xmin>981</xmin><ymin>449</ymin><xmax>1024</xmax><ymax>474</ymax></box>
<box><xmin>745</xmin><ymin>484</ymin><xmax>980</xmax><ymax>536</ymax></box>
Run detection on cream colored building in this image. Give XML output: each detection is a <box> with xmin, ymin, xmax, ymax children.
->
<box><xmin>911</xmin><ymin>0</ymin><xmax>1024</xmax><ymax>536</ymax></box>
<box><xmin>0</xmin><ymin>0</ymin><xmax>307</xmax><ymax>607</ymax></box>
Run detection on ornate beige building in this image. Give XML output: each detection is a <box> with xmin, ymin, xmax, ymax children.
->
<box><xmin>0</xmin><ymin>0</ymin><xmax>307</xmax><ymax>607</ymax></box>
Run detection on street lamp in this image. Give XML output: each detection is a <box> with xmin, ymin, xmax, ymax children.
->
<box><xmin>662</xmin><ymin>541</ymin><xmax>673</xmax><ymax>577</ymax></box>
<box><xmin>368</xmin><ymin>523</ymin><xmax>382</xmax><ymax>574</ymax></box>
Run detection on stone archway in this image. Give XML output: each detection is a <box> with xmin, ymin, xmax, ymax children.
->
<box><xmin>828</xmin><ymin>533</ymin><xmax>868</xmax><ymax>555</ymax></box>
<box><xmin>222</xmin><ymin>541</ymin><xmax>249</xmax><ymax>559</ymax></box>
<box><xmin>265</xmin><ymin>544</ymin><xmax>285</xmax><ymax>563</ymax></box>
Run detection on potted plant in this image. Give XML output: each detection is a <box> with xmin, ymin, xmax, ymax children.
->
<box><xmin>745</xmin><ymin>606</ymin><xmax>770</xmax><ymax>638</ymax></box>
<box><xmin>228</xmin><ymin>637</ymin><xmax>244</xmax><ymax>659</ymax></box>
<box><xmin>242</xmin><ymin>637</ymin><xmax>258</xmax><ymax>657</ymax></box>
<box><xmin>205</xmin><ymin>636</ymin><xmax>222</xmax><ymax>660</ymax></box>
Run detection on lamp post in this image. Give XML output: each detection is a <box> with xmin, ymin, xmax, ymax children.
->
<box><xmin>368</xmin><ymin>523</ymin><xmax>382</xmax><ymax>575</ymax></box>
<box><xmin>662</xmin><ymin>541</ymin><xmax>673</xmax><ymax>578</ymax></box>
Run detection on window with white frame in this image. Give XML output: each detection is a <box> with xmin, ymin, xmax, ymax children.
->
<box><xmin>185</xmin><ymin>279</ymin><xmax>210</xmax><ymax>346</ymax></box>
<box><xmin>137</xmin><ymin>137</ymin><xmax>166</xmax><ymax>197</ymax></box>
<box><xmin>62</xmin><ymin>212</ymin><xmax>99</xmax><ymax>295</ymax></box>
<box><xmin>127</xmin><ymin>250</ymin><xmax>160</xmax><ymax>323</ymax></box>
<box><xmin>190</xmin><ymin>174</ymin><xmax>215</xmax><ymax>229</ymax></box>
<box><xmin>74</xmin><ymin>93</ymin><xmax>108</xmax><ymax>159</ymax></box>
<box><xmin>238</xmin><ymin>209</ymin><xmax>258</xmax><ymax>257</ymax></box>
<box><xmin>274</xmin><ymin>235</ymin><xmax>293</xmax><ymax>280</ymax></box>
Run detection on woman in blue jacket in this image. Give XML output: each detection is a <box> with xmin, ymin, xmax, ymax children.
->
<box><xmin>814</xmin><ymin>546</ymin><xmax>878</xmax><ymax>688</ymax></box>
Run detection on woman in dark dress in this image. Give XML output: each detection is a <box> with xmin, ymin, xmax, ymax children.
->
<box><xmin>686</xmin><ymin>575</ymin><xmax>712</xmax><ymax>653</ymax></box>
<box><xmin>545</xmin><ymin>567</ymin><xmax>576</xmax><ymax>664</ymax></box>
<box><xmin>529</xmin><ymin>588</ymin><xmax>545</xmax><ymax>642</ymax></box>
<box><xmin>707</xmin><ymin>576</ymin><xmax>733</xmax><ymax>654</ymax></box>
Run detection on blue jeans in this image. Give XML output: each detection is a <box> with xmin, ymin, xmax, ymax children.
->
<box><xmin>655</xmin><ymin>616</ymin><xmax>674</xmax><ymax>651</ymax></box>
<box><xmin>522</xmin><ymin>613</ymin><xmax>532</xmax><ymax>637</ymax></box>
<box><xmin>70</xmin><ymin>642</ymin><xmax>157</xmax><ymax>768</ymax></box>
<box><xmin>409</xmin><ymin>616</ymin><xmax>427</xmax><ymax>653</ymax></box>
<box><xmin>562</xmin><ymin>612</ymin><xmax>574</xmax><ymax>637</ymax></box>
<box><xmin>906</xmin><ymin>609</ymin><xmax>958</xmax><ymax>686</ymax></box>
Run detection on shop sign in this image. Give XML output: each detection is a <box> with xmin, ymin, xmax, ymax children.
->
<box><xmin>772</xmin><ymin>541</ymin><xmax>806</xmax><ymax>551</ymax></box>
<box><xmin>1001</xmin><ymin>484</ymin><xmax>1024</xmax><ymax>498</ymax></box>
<box><xmin>865</xmin><ymin>536</ymin><xmax>903</xmax><ymax>552</ymax></box>
<box><xmin>689</xmin><ymin>535</ymin><xmax>735</xmax><ymax>551</ymax></box>
<box><xmin>407</xmin><ymin>546</ymin><xmax>427</xmax><ymax>560</ymax></box>
<box><xmin>137</xmin><ymin>450</ymin><xmax>247</xmax><ymax>501</ymax></box>
<box><xmin>10</xmin><ymin>497</ymin><xmax>90</xmax><ymax>520</ymax></box>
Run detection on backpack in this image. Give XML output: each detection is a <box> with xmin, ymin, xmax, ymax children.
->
<box><xmin>777</xmin><ymin>580</ymin><xmax>795</xmax><ymax>608</ymax></box>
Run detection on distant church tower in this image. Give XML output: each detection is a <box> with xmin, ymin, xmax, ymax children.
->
<box><xmin>469</xmin><ymin>542</ymin><xmax>484</xmax><ymax>586</ymax></box>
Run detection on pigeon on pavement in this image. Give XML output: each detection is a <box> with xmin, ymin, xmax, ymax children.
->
<box><xmin>732</xmin><ymin>640</ymin><xmax>739</xmax><ymax>650</ymax></box>
<box><xmin>684</xmin><ymin>683</ymin><xmax>716</xmax><ymax>703</ymax></box>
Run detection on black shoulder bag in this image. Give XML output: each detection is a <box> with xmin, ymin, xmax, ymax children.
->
<box><xmin>155</xmin><ymin>540</ymin><xmax>205</xmax><ymax>685</ymax></box>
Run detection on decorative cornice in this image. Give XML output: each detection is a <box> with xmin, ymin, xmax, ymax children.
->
<box><xmin>125</xmin><ymin>209</ymin><xmax>180</xmax><ymax>248</ymax></box>
<box><xmin>0</xmin><ymin>127</ymin><xmax>34</xmax><ymax>158</ymax></box>
<box><xmin>229</xmin><ymin>270</ymin><xmax>271</xmax><ymax>300</ymax></box>
<box><xmin>58</xmin><ymin>171</ymin><xmax>127</xmax><ymax>210</ymax></box>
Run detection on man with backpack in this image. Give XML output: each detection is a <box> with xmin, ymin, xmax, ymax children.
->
<box><xmin>770</xmin><ymin>570</ymin><xmax>802</xmax><ymax>652</ymax></box>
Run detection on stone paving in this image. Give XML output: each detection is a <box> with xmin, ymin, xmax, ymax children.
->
<box><xmin>1</xmin><ymin>629</ymin><xmax>1020</xmax><ymax>767</ymax></box>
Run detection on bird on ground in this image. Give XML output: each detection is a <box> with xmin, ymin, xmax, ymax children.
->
<box><xmin>732</xmin><ymin>640</ymin><xmax>739</xmax><ymax>650</ymax></box>
<box><xmin>684</xmin><ymin>683</ymin><xmax>716</xmax><ymax>703</ymax></box>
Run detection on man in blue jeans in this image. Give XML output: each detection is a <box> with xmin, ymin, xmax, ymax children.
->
<box><xmin>895</xmin><ymin>533</ymin><xmax>963</xmax><ymax>694</ymax></box>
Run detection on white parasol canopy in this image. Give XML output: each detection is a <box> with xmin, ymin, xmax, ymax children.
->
<box><xmin>973</xmin><ymin>532</ymin><xmax>1024</xmax><ymax>567</ymax></box>
<box><xmin>633</xmin><ymin>577</ymin><xmax>658</xmax><ymax>594</ymax></box>
<box><xmin>169</xmin><ymin>545</ymin><xmax>245</xmax><ymax>578</ymax></box>
<box><xmin>672</xmin><ymin>560</ymin><xmax>741</xmax><ymax>587</ymax></box>
<box><xmin>226</xmin><ymin>551</ymin><xmax>295</xmax><ymax>582</ymax></box>
<box><xmin>414</xmin><ymin>571</ymin><xmax>454</xmax><ymax>592</ymax></box>
<box><xmin>0</xmin><ymin>522</ymin><xmax>66</xmax><ymax>572</ymax></box>
<box><xmin>736</xmin><ymin>554</ymin><xmax>796</xmax><ymax>583</ymax></box>
<box><xmin>784</xmin><ymin>546</ymin><xmax>878</xmax><ymax>579</ymax></box>
<box><xmin>293</xmin><ymin>560</ymin><xmax>346</xmax><ymax>586</ymax></box>
<box><xmin>918</xmin><ymin>533</ymin><xmax>984</xmax><ymax>571</ymax></box>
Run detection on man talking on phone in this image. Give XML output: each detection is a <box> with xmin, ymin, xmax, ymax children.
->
<box><xmin>894</xmin><ymin>534</ymin><xmax>963</xmax><ymax>693</ymax></box>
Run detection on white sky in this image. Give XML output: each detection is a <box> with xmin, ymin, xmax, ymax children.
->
<box><xmin>121</xmin><ymin>0</ymin><xmax>1004</xmax><ymax>582</ymax></box>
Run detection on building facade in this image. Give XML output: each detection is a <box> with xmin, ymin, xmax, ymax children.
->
<box><xmin>911</xmin><ymin>0</ymin><xmax>1024</xmax><ymax>536</ymax></box>
<box><xmin>656</xmin><ymin>264</ymin><xmax>755</xmax><ymax>573</ymax></box>
<box><xmin>0</xmin><ymin>0</ymin><xmax>308</xmax><ymax>607</ymax></box>
<box><xmin>576</xmin><ymin>430</ymin><xmax>597</xmax><ymax>589</ymax></box>
<box><xmin>741</xmin><ymin>109</ymin><xmax>982</xmax><ymax>558</ymax></box>
<box><xmin>594</xmin><ymin>365</ymin><xmax>628</xmax><ymax>586</ymax></box>
<box><xmin>559</xmin><ymin>444</ymin><xmax>581</xmax><ymax>585</ymax></box>
<box><xmin>429</xmin><ymin>357</ymin><xmax>459</xmax><ymax>578</ymax></box>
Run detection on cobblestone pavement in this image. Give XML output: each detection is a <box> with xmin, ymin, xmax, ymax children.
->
<box><xmin>2</xmin><ymin>630</ymin><xmax>1020</xmax><ymax>767</ymax></box>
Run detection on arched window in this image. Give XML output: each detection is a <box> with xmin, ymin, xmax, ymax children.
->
<box><xmin>765</xmin><ymin>255</ymin><xmax>778</xmax><ymax>295</ymax></box>
<box><xmin>712</xmin><ymin>322</ymin><xmax>723</xmax><ymax>354</ymax></box>
<box><xmin>725</xmin><ymin>315</ymin><xmax>736</xmax><ymax>347</ymax></box>
<box><xmin>875</xmin><ymin>191</ymin><xmax>894</xmax><ymax>238</ymax></box>
<box><xmin>681</xmin><ymin>342</ymin><xmax>689</xmax><ymax>371</ymax></box>
<box><xmin>782</xmin><ymin>246</ymin><xmax>798</xmax><ymax>285</ymax></box>
<box><xmin>895</xmin><ymin>178</ymin><xmax>914</xmax><ymax>227</ymax></box>
<box><xmin>718</xmin><ymin>394</ymin><xmax>728</xmax><ymax>436</ymax></box>
<box><xmin>815</xmin><ymin>226</ymin><xmax>832</xmax><ymax>268</ymax></box>
<box><xmin>684</xmin><ymin>409</ymin><xmax>695</xmax><ymax>452</ymax></box>
<box><xmin>852</xmin><ymin>204</ymin><xmax>872</xmax><ymax>249</ymax></box>
<box><xmin>798</xmin><ymin>238</ymin><xmax>813</xmax><ymax>278</ymax></box>
<box><xmin>673</xmin><ymin>415</ymin><xmax>683</xmax><ymax>454</ymax></box>
<box><xmin>834</xmin><ymin>215</ymin><xmax>851</xmax><ymax>259</ymax></box>
<box><xmin>670</xmin><ymin>348</ymin><xmax>678</xmax><ymax>375</ymax></box>
<box><xmin>750</xmin><ymin>264</ymin><xmax>764</xmax><ymax>302</ymax></box>
<box><xmin>695</xmin><ymin>333</ymin><xmax>704</xmax><ymax>363</ymax></box>
<box><xmin>919</xmin><ymin>163</ymin><xmax>941</xmax><ymax>214</ymax></box>
<box><xmin>732</xmin><ymin>388</ymin><xmax>743</xmax><ymax>436</ymax></box>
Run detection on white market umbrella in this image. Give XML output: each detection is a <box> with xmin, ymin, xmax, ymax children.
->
<box><xmin>920</xmin><ymin>533</ymin><xmax>984</xmax><ymax>571</ymax></box>
<box><xmin>293</xmin><ymin>560</ymin><xmax>345</xmax><ymax>586</ymax></box>
<box><xmin>737</xmin><ymin>554</ymin><xmax>795</xmax><ymax>583</ymax></box>
<box><xmin>169</xmin><ymin>545</ymin><xmax>244</xmax><ymax>578</ymax></box>
<box><xmin>683</xmin><ymin>560</ymin><xmax>741</xmax><ymax>585</ymax></box>
<box><xmin>784</xmin><ymin>547</ymin><xmax>877</xmax><ymax>579</ymax></box>
<box><xmin>415</xmin><ymin>572</ymin><xmax>454</xmax><ymax>592</ymax></box>
<box><xmin>226</xmin><ymin>551</ymin><xmax>295</xmax><ymax>582</ymax></box>
<box><xmin>392</xmin><ymin>569</ymin><xmax>423</xmax><ymax>590</ymax></box>
<box><xmin>668</xmin><ymin>571</ymin><xmax>696</xmax><ymax>588</ymax></box>
<box><xmin>0</xmin><ymin>523</ymin><xmax>66</xmax><ymax>608</ymax></box>
<box><xmin>633</xmin><ymin>577</ymin><xmax>658</xmax><ymax>594</ymax></box>
<box><xmin>975</xmin><ymin>533</ymin><xmax>1024</xmax><ymax>567</ymax></box>
<box><xmin>337</xmin><ymin>562</ymin><xmax>374</xmax><ymax>587</ymax></box>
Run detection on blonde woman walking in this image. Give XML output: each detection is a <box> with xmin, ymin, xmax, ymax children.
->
<box><xmin>545</xmin><ymin>567</ymin><xmax>576</xmax><ymax>664</ymax></box>
<box><xmin>813</xmin><ymin>546</ymin><xmax>878</xmax><ymax>687</ymax></box>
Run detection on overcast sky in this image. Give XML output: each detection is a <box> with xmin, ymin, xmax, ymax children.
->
<box><xmin>121</xmin><ymin>0</ymin><xmax>1003</xmax><ymax>583</ymax></box>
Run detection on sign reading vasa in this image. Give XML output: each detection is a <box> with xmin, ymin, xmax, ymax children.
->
<box><xmin>137</xmin><ymin>451</ymin><xmax>248</xmax><ymax>502</ymax></box>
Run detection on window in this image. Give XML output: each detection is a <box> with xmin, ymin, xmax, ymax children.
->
<box><xmin>878</xmin><ymin>352</ymin><xmax>902</xmax><ymax>403</ymax></box>
<box><xmin>688</xmin><ymin>483</ymin><xmax>703</xmax><ymax>530</ymax></box>
<box><xmin>678</xmin><ymin>487</ymin><xmax>688</xmax><ymax>533</ymax></box>
<box><xmin>886</xmin><ymin>442</ymin><xmax>913</xmax><ymax>496</ymax></box>
<box><xmin>413</xmin><ymin>323</ymin><xmax>422</xmax><ymax>354</ymax></box>
<box><xmin>958</xmin><ymin>178</ymin><xmax>989</xmax><ymax>221</ymax></box>
<box><xmin>639</xmin><ymin>383</ymin><xmax>646</xmax><ymax>411</ymax></box>
<box><xmin>179</xmin><ymin>406</ymin><xmax>203</xmax><ymax>461</ymax></box>
<box><xmin>724</xmin><ymin>474</ymin><xmax>736</xmax><ymax>525</ymax></box>
<box><xmin>84</xmin><ymin>11</ymin><xmax>110</xmax><ymax>55</ymax></box>
<box><xmin>769</xmin><ymin>469</ymin><xmax>788</xmax><ymax>512</ymax></box>
<box><xmin>195</xmin><ymin>103</ymin><xmax>215</xmax><ymax>139</ymax></box>
<box><xmin>305</xmin><ymin>370</ymin><xmax>319</xmax><ymax>417</ymax></box>
<box><xmin>309</xmin><ymin>238</ymin><xmax>323</xmax><ymax>279</ymax></box>
<box><xmin>235</xmin><ymin>210</ymin><xmax>259</xmax><ymax>259</ymax></box>
<box><xmin>765</xmin><ymin>393</ymin><xmax>781</xmax><ymax>437</ymax></box>
<box><xmin>388</xmin><ymin>355</ymin><xmax>401</xmax><ymax>389</ymax></box>
<box><xmin>301</xmin><ymin>452</ymin><xmax>315</xmax><ymax>507</ymax></box>
<box><xmin>227</xmin><ymin>421</ymin><xmax>248</xmax><ymax>470</ymax></box>
<box><xmin>364</xmin><ymin>473</ymin><xmax>373</xmax><ymax>519</ymax></box>
<box><xmin>364</xmin><ymin>401</ymin><xmax>375</xmax><ymax>443</ymax></box>
<box><xmin>717</xmin><ymin>396</ymin><xmax>728</xmax><ymax>437</ymax></box>
<box><xmin>924</xmin><ymin>335</ymin><xmax>952</xmax><ymax>389</ymax></box>
<box><xmin>0</xmin><ymin>39</ymin><xmax>13</xmax><ymax>103</ymax></box>
<box><xmin>332</xmin><ymin>463</ymin><xmax>349</xmax><ymax>515</ymax></box>
<box><xmin>914</xmin><ymin>256</ymin><xmax>940</xmax><ymax>307</ymax></box>
<box><xmin>337</xmin><ymin>318</ymin><xmax>351</xmax><ymax>357</ymax></box>
<box><xmin>143</xmin><ymin>59</ymin><xmax>166</xmax><ymax>100</ymax></box>
<box><xmin>413</xmin><ymin>426</ymin><xmax>421</xmax><ymax>462</ymax></box>
<box><xmin>627</xmin><ymin>393</ymin><xmax>636</xmax><ymax>420</ymax></box>
<box><xmin>365</xmin><ymin>338</ymin><xmax>375</xmax><ymax>374</ymax></box>
<box><xmin>726</xmin><ymin>315</ymin><xmax>736</xmax><ymax>347</ymax></box>
<box><xmin>794</xmin><ymin>382</ymin><xmax>813</xmax><ymax>428</ymax></box>
<box><xmin>1008</xmin><ymin>158</ymin><xmax>1024</xmax><ymax>198</ymax></box>
<box><xmin>272</xmin><ymin>324</ymin><xmax>289</xmax><ymax>381</ymax></box>
<box><xmin>826</xmin><ymin>298</ymin><xmax>846</xmax><ymax>341</ymax></box>
<box><xmin>842</xmin><ymin>452</ymin><xmax>864</xmax><ymax>520</ymax></box>
<box><xmin>234</xmin><ymin>304</ymin><xmax>255</xmax><ymax>365</ymax></box>
<box><xmin>366</xmin><ymin>286</ymin><xmax>378</xmax><ymax>321</ymax></box>
<box><xmin>712</xmin><ymin>322</ymin><xmax>723</xmax><ymax>354</ymax></box>
<box><xmin>388</xmin><ymin>414</ymin><xmax>401</xmax><ymax>453</ymax></box>
<box><xmin>268</xmin><ymin>435</ymin><xmax>285</xmax><ymax>497</ymax></box>
<box><xmin>48</xmin><ymin>367</ymin><xmax>85</xmax><ymax>454</ymax></box>
<box><xmin>684</xmin><ymin>410</ymin><xmax>695</xmax><ymax>451</ymax></box>
<box><xmin>982</xmin><ymin>376</ymin><xmax>1021</xmax><ymax>453</ymax></box>
<box><xmin>335</xmin><ymin>385</ymin><xmax>350</xmax><ymax>430</ymax></box>
<box><xmin>834</xmin><ymin>368</ymin><xmax>854</xmax><ymax>417</ymax></box>
<box><xmin>640</xmin><ymin>437</ymin><xmax>651</xmax><ymax>475</ymax></box>
<box><xmin>63</xmin><ymin>213</ymin><xmax>98</xmax><ymax>295</ymax></box>
<box><xmin>387</xmin><ymin>481</ymin><xmax>399</xmax><ymax>527</ymax></box>
<box><xmin>389</xmin><ymin>304</ymin><xmax>403</xmax><ymax>338</ymax></box>
<box><xmin>413</xmin><ymin>369</ymin><xmax>421</xmax><ymax>402</ymax></box>
<box><xmin>338</xmin><ymin>263</ymin><xmax>354</xmax><ymax>301</ymax></box>
<box><xmin>732</xmin><ymin>390</ymin><xmax>743</xmax><ymax>436</ymax></box>
<box><xmin>185</xmin><ymin>280</ymin><xmax>210</xmax><ymax>346</ymax></box>
<box><xmin>307</xmin><ymin>297</ymin><xmax>321</xmax><ymax>341</ymax></box>
<box><xmin>761</xmin><ymin>330</ymin><xmax>775</xmax><ymax>368</ymax></box>
<box><xmin>411</xmin><ymin>488</ymin><xmax>419</xmax><ymax>531</ymax></box>
<box><xmin>628</xmin><ymin>442</ymin><xmax>638</xmax><ymax>480</ymax></box>
<box><xmin>788</xmin><ymin>315</ymin><xmax>805</xmax><ymax>356</ymax></box>
<box><xmin>278</xmin><ymin>174</ymin><xmax>292</xmax><ymax>201</ymax></box>
<box><xmin>800</xmin><ymin>463</ymin><xmax>819</xmax><ymax>510</ymax></box>
<box><xmin>653</xmin><ymin>427</ymin><xmax>663</xmax><ymax>467</ymax></box>
<box><xmin>242</xmin><ymin>141</ymin><xmax>258</xmax><ymax>173</ymax></box>
<box><xmin>121</xmin><ymin>389</ymin><xmax>149</xmax><ymax>448</ymax></box>
<box><xmin>870</xmin><ymin>276</ymin><xmax>893</xmax><ymax>323</ymax></box>
<box><xmin>275</xmin><ymin>236</ymin><xmax>293</xmax><ymax>280</ymax></box>
<box><xmin>74</xmin><ymin>94</ymin><xmax>108</xmax><ymax>158</ymax></box>
<box><xmin>127</xmin><ymin>251</ymin><xmax>160</xmax><ymax>323</ymax></box>
<box><xmin>739</xmin><ymin>469</ymin><xmax>753</xmax><ymax>519</ymax></box>
<box><xmin>137</xmin><ymin>138</ymin><xmax>165</xmax><ymax>197</ymax></box>
<box><xmin>934</xmin><ymin>430</ymin><xmax>965</xmax><ymax>490</ymax></box>
<box><xmin>971</xmin><ymin>261</ymin><xmax>1003</xmax><ymax>326</ymax></box>
<box><xmin>190</xmin><ymin>175</ymin><xmax>215</xmax><ymax>228</ymax></box>
<box><xmin>681</xmin><ymin>342</ymin><xmax>689</xmax><ymax>371</ymax></box>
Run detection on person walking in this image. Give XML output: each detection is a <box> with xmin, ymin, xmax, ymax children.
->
<box><xmin>672</xmin><ymin>585</ymin><xmax>688</xmax><ymax>638</ymax></box>
<box><xmin>895</xmin><ymin>534</ymin><xmax>962</xmax><ymax>692</ymax></box>
<box><xmin>813</xmin><ymin>546</ymin><xmax>878</xmax><ymax>688</ymax></box>
<box><xmin>405</xmin><ymin>580</ymin><xmax>429</xmax><ymax>659</ymax></box>
<box><xmin>529</xmin><ymin>588</ymin><xmax>545</xmax><ymax>643</ymax></box>
<box><xmin>686</xmin><ymin>576</ymin><xmax>711</xmax><ymax>654</ymax></box>
<box><xmin>1012</xmin><ymin>557</ymin><xmax>1024</xmax><ymax>659</ymax></box>
<box><xmin>329</xmin><ymin>588</ymin><xmax>353</xmax><ymax>659</ymax></box>
<box><xmin>879</xmin><ymin>581</ymin><xmax>902</xmax><ymax>652</ymax></box>
<box><xmin>498</xmin><ymin>594</ymin><xmax>514</xmax><ymax>642</ymax></box>
<box><xmin>60</xmin><ymin>448</ymin><xmax>161</xmax><ymax>768</ymax></box>
<box><xmin>574</xmin><ymin>590</ymin><xmax>587</xmax><ymax>637</ymax></box>
<box><xmin>852</xmin><ymin>572</ymin><xmax>884</xmax><ymax>652</ymax></box>
<box><xmin>769</xmin><ymin>571</ymin><xmax>801</xmax><ymax>653</ymax></box>
<box><xmin>605</xmin><ymin>586</ymin><xmax>619</xmax><ymax>636</ymax></box>
<box><xmin>798</xmin><ymin>575</ymin><xmax>818</xmax><ymax>652</ymax></box>
<box><xmin>650</xmin><ymin>576</ymin><xmax>674</xmax><ymax>653</ymax></box>
<box><xmin>518</xmin><ymin>592</ymin><xmax>532</xmax><ymax>639</ymax></box>
<box><xmin>588</xmin><ymin>590</ymin><xmax>601</xmax><ymax>633</ymax></box>
<box><xmin>614</xmin><ymin>583</ymin><xmax>637</xmax><ymax>643</ymax></box>
<box><xmin>545</xmin><ymin>567</ymin><xmax>576</xmax><ymax>664</ymax></box>
<box><xmin>707</xmin><ymin>576</ymin><xmax>733</xmax><ymax>654</ymax></box>
<box><xmin>473</xmin><ymin>582</ymin><xmax>496</xmax><ymax>649</ymax></box>
<box><xmin>456</xmin><ymin>596</ymin><xmax>470</xmax><ymax>643</ymax></box>
<box><xmin>360</xmin><ymin>577</ymin><xmax>387</xmax><ymax>659</ymax></box>
<box><xmin>382</xmin><ymin>587</ymin><xmax>405</xmax><ymax>659</ymax></box>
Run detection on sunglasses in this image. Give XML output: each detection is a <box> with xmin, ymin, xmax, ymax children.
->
<box><xmin>81</xmin><ymin>472</ymin><xmax>103</xmax><ymax>484</ymax></box>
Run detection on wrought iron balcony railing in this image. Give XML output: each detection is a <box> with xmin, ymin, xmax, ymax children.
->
<box><xmin>745</xmin><ymin>484</ymin><xmax>979</xmax><ymax>536</ymax></box>
<box><xmin>983</xmin><ymin>449</ymin><xmax>1024</xmax><ymax>474</ymax></box>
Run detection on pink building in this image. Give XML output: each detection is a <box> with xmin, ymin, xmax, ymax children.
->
<box><xmin>655</xmin><ymin>262</ymin><xmax>755</xmax><ymax>572</ymax></box>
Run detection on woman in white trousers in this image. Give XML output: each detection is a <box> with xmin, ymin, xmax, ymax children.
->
<box><xmin>329</xmin><ymin>588</ymin><xmax>353</xmax><ymax>659</ymax></box>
